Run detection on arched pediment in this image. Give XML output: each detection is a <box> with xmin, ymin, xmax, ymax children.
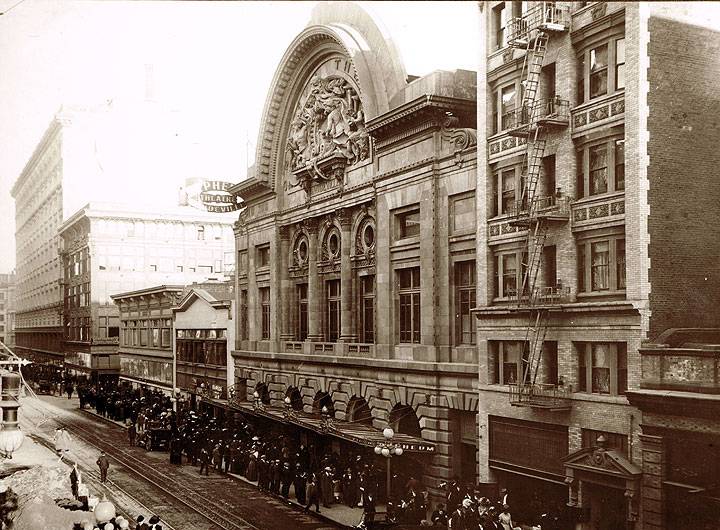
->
<box><xmin>252</xmin><ymin>3</ymin><xmax>407</xmax><ymax>193</ymax></box>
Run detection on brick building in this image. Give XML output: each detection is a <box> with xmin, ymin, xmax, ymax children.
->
<box><xmin>476</xmin><ymin>2</ymin><xmax>720</xmax><ymax>529</ymax></box>
<box><xmin>61</xmin><ymin>202</ymin><xmax>235</xmax><ymax>383</ymax></box>
<box><xmin>0</xmin><ymin>273</ymin><xmax>16</xmax><ymax>349</ymax></box>
<box><xmin>230</xmin><ymin>2</ymin><xmax>478</xmax><ymax>496</ymax></box>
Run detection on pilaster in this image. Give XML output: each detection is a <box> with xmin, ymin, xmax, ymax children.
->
<box><xmin>305</xmin><ymin>218</ymin><xmax>322</xmax><ymax>342</ymax></box>
<box><xmin>639</xmin><ymin>433</ymin><xmax>665</xmax><ymax>530</ymax></box>
<box><xmin>338</xmin><ymin>208</ymin><xmax>356</xmax><ymax>342</ymax></box>
<box><xmin>279</xmin><ymin>225</ymin><xmax>293</xmax><ymax>342</ymax></box>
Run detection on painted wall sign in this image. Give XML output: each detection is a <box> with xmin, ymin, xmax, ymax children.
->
<box><xmin>180</xmin><ymin>178</ymin><xmax>243</xmax><ymax>213</ymax></box>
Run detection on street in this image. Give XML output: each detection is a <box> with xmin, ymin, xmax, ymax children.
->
<box><xmin>19</xmin><ymin>394</ymin><xmax>342</xmax><ymax>530</ymax></box>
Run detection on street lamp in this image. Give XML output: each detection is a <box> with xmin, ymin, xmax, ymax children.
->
<box><xmin>252</xmin><ymin>390</ymin><xmax>264</xmax><ymax>410</ymax></box>
<box><xmin>374</xmin><ymin>427</ymin><xmax>404</xmax><ymax>501</ymax></box>
<box><xmin>319</xmin><ymin>405</ymin><xmax>334</xmax><ymax>433</ymax></box>
<box><xmin>283</xmin><ymin>395</ymin><xmax>296</xmax><ymax>420</ymax></box>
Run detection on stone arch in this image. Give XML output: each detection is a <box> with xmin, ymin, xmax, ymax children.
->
<box><xmin>254</xmin><ymin>381</ymin><xmax>271</xmax><ymax>405</ymax></box>
<box><xmin>318</xmin><ymin>219</ymin><xmax>342</xmax><ymax>262</ymax></box>
<box><xmin>346</xmin><ymin>395</ymin><xmax>373</xmax><ymax>425</ymax></box>
<box><xmin>312</xmin><ymin>390</ymin><xmax>335</xmax><ymax>418</ymax></box>
<box><xmin>389</xmin><ymin>403</ymin><xmax>422</xmax><ymax>437</ymax></box>
<box><xmin>253</xmin><ymin>3</ymin><xmax>407</xmax><ymax>190</ymax></box>
<box><xmin>290</xmin><ymin>226</ymin><xmax>311</xmax><ymax>269</ymax></box>
<box><xmin>285</xmin><ymin>386</ymin><xmax>304</xmax><ymax>411</ymax></box>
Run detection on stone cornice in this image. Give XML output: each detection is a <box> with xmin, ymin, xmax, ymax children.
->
<box><xmin>366</xmin><ymin>95</ymin><xmax>476</xmax><ymax>144</ymax></box>
<box><xmin>229</xmin><ymin>177</ymin><xmax>275</xmax><ymax>205</ymax></box>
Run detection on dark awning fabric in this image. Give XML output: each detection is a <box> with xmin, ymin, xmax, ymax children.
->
<box><xmin>232</xmin><ymin>403</ymin><xmax>435</xmax><ymax>454</ymax></box>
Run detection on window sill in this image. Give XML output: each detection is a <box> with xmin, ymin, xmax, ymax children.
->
<box><xmin>573</xmin><ymin>90</ymin><xmax>625</xmax><ymax>113</ymax></box>
<box><xmin>576</xmin><ymin>290</ymin><xmax>626</xmax><ymax>300</ymax></box>
<box><xmin>573</xmin><ymin>190</ymin><xmax>624</xmax><ymax>207</ymax></box>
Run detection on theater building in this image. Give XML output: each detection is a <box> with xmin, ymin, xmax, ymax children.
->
<box><xmin>476</xmin><ymin>2</ymin><xmax>720</xmax><ymax>529</ymax></box>
<box><xmin>230</xmin><ymin>3</ymin><xmax>478</xmax><ymax>494</ymax></box>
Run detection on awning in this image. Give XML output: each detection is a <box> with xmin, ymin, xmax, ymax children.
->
<box><xmin>232</xmin><ymin>403</ymin><xmax>435</xmax><ymax>454</ymax></box>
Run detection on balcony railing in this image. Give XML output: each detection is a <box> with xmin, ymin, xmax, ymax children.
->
<box><xmin>510</xmin><ymin>195</ymin><xmax>571</xmax><ymax>223</ymax></box>
<box><xmin>507</xmin><ymin>2</ymin><xmax>570</xmax><ymax>46</ymax></box>
<box><xmin>502</xmin><ymin>98</ymin><xmax>570</xmax><ymax>137</ymax></box>
<box><xmin>509</xmin><ymin>383</ymin><xmax>571</xmax><ymax>410</ymax></box>
<box><xmin>510</xmin><ymin>286</ymin><xmax>572</xmax><ymax>307</ymax></box>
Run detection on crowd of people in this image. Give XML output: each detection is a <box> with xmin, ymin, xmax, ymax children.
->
<box><xmin>31</xmin><ymin>376</ymin><xmax>564</xmax><ymax>530</ymax></box>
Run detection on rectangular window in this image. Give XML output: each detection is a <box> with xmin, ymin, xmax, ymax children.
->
<box><xmin>326</xmin><ymin>279</ymin><xmax>341</xmax><ymax>342</ymax></box>
<box><xmin>500</xmin><ymin>84</ymin><xmax>517</xmax><ymax>131</ymax></box>
<box><xmin>494</xmin><ymin>3</ymin><xmax>508</xmax><ymax>49</ymax></box>
<box><xmin>578</xmin><ymin>237</ymin><xmax>625</xmax><ymax>294</ymax></box>
<box><xmin>397</xmin><ymin>209</ymin><xmax>421</xmax><ymax>239</ymax></box>
<box><xmin>493</xmin><ymin>341</ymin><xmax>528</xmax><ymax>385</ymax></box>
<box><xmin>361</xmin><ymin>275</ymin><xmax>375</xmax><ymax>343</ymax></box>
<box><xmin>257</xmin><ymin>245</ymin><xmax>270</xmax><ymax>267</ymax></box>
<box><xmin>615</xmin><ymin>140</ymin><xmax>625</xmax><ymax>191</ymax></box>
<box><xmin>502</xmin><ymin>253</ymin><xmax>517</xmax><ymax>297</ymax></box>
<box><xmin>140</xmin><ymin>327</ymin><xmax>148</xmax><ymax>347</ymax></box>
<box><xmin>589</xmin><ymin>144</ymin><xmax>608</xmax><ymax>195</ymax></box>
<box><xmin>240</xmin><ymin>289</ymin><xmax>249</xmax><ymax>341</ymax></box>
<box><xmin>615</xmin><ymin>38</ymin><xmax>625</xmax><ymax>90</ymax></box>
<box><xmin>578</xmin><ymin>137</ymin><xmax>625</xmax><ymax>197</ymax></box>
<box><xmin>398</xmin><ymin>267</ymin><xmax>421</xmax><ymax>343</ymax></box>
<box><xmin>455</xmin><ymin>261</ymin><xmax>476</xmax><ymax>345</ymax></box>
<box><xmin>578</xmin><ymin>342</ymin><xmax>628</xmax><ymax>395</ymax></box>
<box><xmin>543</xmin><ymin>155</ymin><xmax>556</xmax><ymax>197</ymax></box>
<box><xmin>501</xmin><ymin>169</ymin><xmax>517</xmax><ymax>214</ymax></box>
<box><xmin>260</xmin><ymin>287</ymin><xmax>270</xmax><ymax>340</ymax></box>
<box><xmin>197</xmin><ymin>226</ymin><xmax>205</xmax><ymax>240</ymax></box>
<box><xmin>452</xmin><ymin>194</ymin><xmax>475</xmax><ymax>233</ymax></box>
<box><xmin>297</xmin><ymin>284</ymin><xmax>308</xmax><ymax>341</ymax></box>
<box><xmin>197</xmin><ymin>265</ymin><xmax>213</xmax><ymax>274</ymax></box>
<box><xmin>589</xmin><ymin>43</ymin><xmax>608</xmax><ymax>99</ymax></box>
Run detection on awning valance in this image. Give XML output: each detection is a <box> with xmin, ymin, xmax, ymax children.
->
<box><xmin>232</xmin><ymin>403</ymin><xmax>435</xmax><ymax>454</ymax></box>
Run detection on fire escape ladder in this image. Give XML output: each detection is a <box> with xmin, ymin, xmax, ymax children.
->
<box><xmin>522</xmin><ymin>307</ymin><xmax>549</xmax><ymax>387</ymax></box>
<box><xmin>519</xmin><ymin>31</ymin><xmax>548</xmax><ymax>126</ymax></box>
<box><xmin>519</xmin><ymin>221</ymin><xmax>547</xmax><ymax>307</ymax></box>
<box><xmin>518</xmin><ymin>128</ymin><xmax>546</xmax><ymax>217</ymax></box>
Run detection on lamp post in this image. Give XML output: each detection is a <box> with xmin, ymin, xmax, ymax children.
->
<box><xmin>253</xmin><ymin>390</ymin><xmax>263</xmax><ymax>410</ymax></box>
<box><xmin>374</xmin><ymin>427</ymin><xmax>404</xmax><ymax>502</ymax></box>
<box><xmin>319</xmin><ymin>405</ymin><xmax>334</xmax><ymax>433</ymax></box>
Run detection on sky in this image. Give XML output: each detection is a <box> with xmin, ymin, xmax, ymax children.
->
<box><xmin>0</xmin><ymin>0</ymin><xmax>480</xmax><ymax>273</ymax></box>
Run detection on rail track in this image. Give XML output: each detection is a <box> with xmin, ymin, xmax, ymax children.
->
<box><xmin>21</xmin><ymin>397</ymin><xmax>258</xmax><ymax>530</ymax></box>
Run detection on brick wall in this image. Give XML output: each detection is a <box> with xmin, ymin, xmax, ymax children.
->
<box><xmin>647</xmin><ymin>17</ymin><xmax>720</xmax><ymax>339</ymax></box>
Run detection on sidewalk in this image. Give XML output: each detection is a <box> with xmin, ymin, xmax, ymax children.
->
<box><xmin>80</xmin><ymin>405</ymin><xmax>364</xmax><ymax>529</ymax></box>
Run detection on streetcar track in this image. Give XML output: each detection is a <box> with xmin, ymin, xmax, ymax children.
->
<box><xmin>21</xmin><ymin>398</ymin><xmax>258</xmax><ymax>530</ymax></box>
<box><xmin>23</xmin><ymin>431</ymin><xmax>179</xmax><ymax>530</ymax></box>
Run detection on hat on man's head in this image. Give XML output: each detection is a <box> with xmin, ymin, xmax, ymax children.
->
<box><xmin>462</xmin><ymin>499</ymin><xmax>472</xmax><ymax>509</ymax></box>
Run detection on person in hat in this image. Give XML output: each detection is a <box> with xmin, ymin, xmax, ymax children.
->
<box><xmin>96</xmin><ymin>451</ymin><xmax>110</xmax><ymax>483</ymax></box>
<box><xmin>294</xmin><ymin>463</ymin><xmax>307</xmax><ymax>505</ymax></box>
<box><xmin>481</xmin><ymin>505</ymin><xmax>501</xmax><ymax>530</ymax></box>
<box><xmin>320</xmin><ymin>466</ymin><xmax>334</xmax><ymax>507</ymax></box>
<box><xmin>342</xmin><ymin>466</ymin><xmax>359</xmax><ymax>507</ymax></box>
<box><xmin>431</xmin><ymin>503</ymin><xmax>448</xmax><ymax>527</ymax></box>
<box><xmin>280</xmin><ymin>461</ymin><xmax>293</xmax><ymax>498</ymax></box>
<box><xmin>448</xmin><ymin>498</ymin><xmax>472</xmax><ymax>530</ymax></box>
<box><xmin>304</xmin><ymin>472</ymin><xmax>321</xmax><ymax>514</ymax></box>
<box><xmin>498</xmin><ymin>503</ymin><xmax>520</xmax><ymax>530</ymax></box>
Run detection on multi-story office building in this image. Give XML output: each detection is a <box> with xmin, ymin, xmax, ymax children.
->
<box><xmin>231</xmin><ymin>3</ymin><xmax>478</xmax><ymax>495</ymax></box>
<box><xmin>476</xmin><ymin>3</ymin><xmax>720</xmax><ymax>529</ymax></box>
<box><xmin>61</xmin><ymin>202</ymin><xmax>235</xmax><ymax>382</ymax></box>
<box><xmin>0</xmin><ymin>273</ymin><xmax>16</xmax><ymax>349</ymax></box>
<box><xmin>10</xmin><ymin>102</ymin><xmax>201</xmax><ymax>370</ymax></box>
<box><xmin>112</xmin><ymin>285</ymin><xmax>184</xmax><ymax>392</ymax></box>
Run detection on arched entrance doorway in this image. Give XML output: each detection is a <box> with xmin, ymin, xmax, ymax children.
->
<box><xmin>346</xmin><ymin>395</ymin><xmax>372</xmax><ymax>425</ymax></box>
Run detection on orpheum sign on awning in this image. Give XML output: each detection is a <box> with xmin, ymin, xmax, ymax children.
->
<box><xmin>181</xmin><ymin>178</ymin><xmax>243</xmax><ymax>213</ymax></box>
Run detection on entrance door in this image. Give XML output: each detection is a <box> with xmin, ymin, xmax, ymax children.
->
<box><xmin>587</xmin><ymin>484</ymin><xmax>626</xmax><ymax>530</ymax></box>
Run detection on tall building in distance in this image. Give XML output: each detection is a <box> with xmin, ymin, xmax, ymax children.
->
<box><xmin>230</xmin><ymin>2</ymin><xmax>478</xmax><ymax>497</ymax></box>
<box><xmin>0</xmin><ymin>273</ymin><xmax>16</xmax><ymax>349</ymax></box>
<box><xmin>10</xmin><ymin>101</ymin><xmax>222</xmax><ymax>370</ymax></box>
<box><xmin>59</xmin><ymin>202</ymin><xmax>235</xmax><ymax>383</ymax></box>
<box><xmin>476</xmin><ymin>3</ymin><xmax>720</xmax><ymax>529</ymax></box>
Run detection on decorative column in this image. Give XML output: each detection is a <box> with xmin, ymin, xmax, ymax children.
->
<box><xmin>338</xmin><ymin>208</ymin><xmax>356</xmax><ymax>343</ymax></box>
<box><xmin>279</xmin><ymin>226</ymin><xmax>293</xmax><ymax>342</ymax></box>
<box><xmin>305</xmin><ymin>218</ymin><xmax>322</xmax><ymax>342</ymax></box>
<box><xmin>247</xmin><ymin>239</ymin><xmax>258</xmax><ymax>343</ymax></box>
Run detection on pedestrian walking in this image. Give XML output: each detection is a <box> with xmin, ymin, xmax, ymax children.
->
<box><xmin>304</xmin><ymin>472</ymin><xmax>321</xmax><ymax>514</ymax></box>
<box><xmin>96</xmin><ymin>451</ymin><xmax>110</xmax><ymax>483</ymax></box>
<box><xmin>65</xmin><ymin>382</ymin><xmax>74</xmax><ymax>400</ymax></box>
<box><xmin>128</xmin><ymin>423</ymin><xmax>137</xmax><ymax>446</ymax></box>
<box><xmin>69</xmin><ymin>464</ymin><xmax>80</xmax><ymax>499</ymax></box>
<box><xmin>294</xmin><ymin>464</ymin><xmax>307</xmax><ymax>505</ymax></box>
<box><xmin>199</xmin><ymin>447</ymin><xmax>210</xmax><ymax>476</ymax></box>
<box><xmin>54</xmin><ymin>427</ymin><xmax>72</xmax><ymax>462</ymax></box>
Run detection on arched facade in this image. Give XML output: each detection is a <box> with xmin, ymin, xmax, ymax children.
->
<box><xmin>232</xmin><ymin>2</ymin><xmax>478</xmax><ymax>498</ymax></box>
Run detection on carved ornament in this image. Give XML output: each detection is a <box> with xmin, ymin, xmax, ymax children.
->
<box><xmin>440</xmin><ymin>114</ymin><xmax>478</xmax><ymax>167</ymax></box>
<box><xmin>286</xmin><ymin>75</ymin><xmax>369</xmax><ymax>198</ymax></box>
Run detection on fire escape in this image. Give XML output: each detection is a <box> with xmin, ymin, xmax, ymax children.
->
<box><xmin>503</xmin><ymin>2</ymin><xmax>571</xmax><ymax>411</ymax></box>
